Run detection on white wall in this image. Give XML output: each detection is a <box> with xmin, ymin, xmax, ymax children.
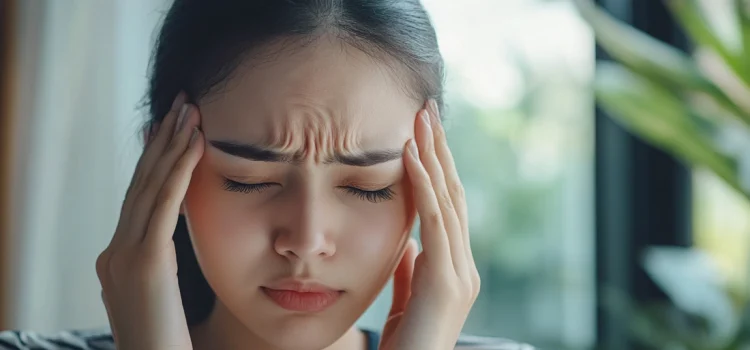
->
<box><xmin>7</xmin><ymin>0</ymin><xmax>170</xmax><ymax>331</ymax></box>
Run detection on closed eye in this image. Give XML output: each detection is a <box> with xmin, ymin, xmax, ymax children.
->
<box><xmin>222</xmin><ymin>179</ymin><xmax>277</xmax><ymax>194</ymax></box>
<box><xmin>341</xmin><ymin>186</ymin><xmax>395</xmax><ymax>203</ymax></box>
<box><xmin>222</xmin><ymin>178</ymin><xmax>395</xmax><ymax>203</ymax></box>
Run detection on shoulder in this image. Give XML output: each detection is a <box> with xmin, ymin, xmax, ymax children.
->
<box><xmin>0</xmin><ymin>329</ymin><xmax>114</xmax><ymax>350</ymax></box>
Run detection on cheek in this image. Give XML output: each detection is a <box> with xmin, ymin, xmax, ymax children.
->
<box><xmin>182</xmin><ymin>159</ymin><xmax>417</xmax><ymax>286</ymax></box>
<box><xmin>183</xmin><ymin>160</ymin><xmax>271</xmax><ymax>284</ymax></box>
<box><xmin>337</xmin><ymin>183</ymin><xmax>415</xmax><ymax>277</ymax></box>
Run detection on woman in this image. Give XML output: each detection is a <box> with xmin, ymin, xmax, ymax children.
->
<box><xmin>0</xmin><ymin>0</ymin><xmax>532</xmax><ymax>349</ymax></box>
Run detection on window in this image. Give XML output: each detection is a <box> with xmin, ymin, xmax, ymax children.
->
<box><xmin>358</xmin><ymin>1</ymin><xmax>596</xmax><ymax>348</ymax></box>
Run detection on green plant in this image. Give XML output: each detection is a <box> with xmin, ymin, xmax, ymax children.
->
<box><xmin>575</xmin><ymin>0</ymin><xmax>750</xmax><ymax>201</ymax></box>
<box><xmin>574</xmin><ymin>0</ymin><xmax>750</xmax><ymax>349</ymax></box>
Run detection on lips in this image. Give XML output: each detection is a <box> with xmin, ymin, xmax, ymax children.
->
<box><xmin>261</xmin><ymin>280</ymin><xmax>343</xmax><ymax>312</ymax></box>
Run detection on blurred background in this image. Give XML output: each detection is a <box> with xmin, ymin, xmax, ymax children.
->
<box><xmin>3</xmin><ymin>0</ymin><xmax>750</xmax><ymax>349</ymax></box>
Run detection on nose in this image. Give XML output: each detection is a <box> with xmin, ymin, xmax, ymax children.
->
<box><xmin>273</xmin><ymin>189</ymin><xmax>336</xmax><ymax>261</ymax></box>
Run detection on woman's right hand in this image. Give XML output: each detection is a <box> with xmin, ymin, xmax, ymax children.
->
<box><xmin>95</xmin><ymin>92</ymin><xmax>204</xmax><ymax>350</ymax></box>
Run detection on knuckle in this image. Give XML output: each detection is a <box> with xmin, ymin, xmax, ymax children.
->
<box><xmin>95</xmin><ymin>252</ymin><xmax>111</xmax><ymax>278</ymax></box>
<box><xmin>472</xmin><ymin>273</ymin><xmax>481</xmax><ymax>296</ymax></box>
<box><xmin>450</xmin><ymin>181</ymin><xmax>465</xmax><ymax>198</ymax></box>
<box><xmin>99</xmin><ymin>251</ymin><xmax>133</xmax><ymax>282</ymax></box>
<box><xmin>165</xmin><ymin>136</ymin><xmax>182</xmax><ymax>153</ymax></box>
<box><xmin>135</xmin><ymin>176</ymin><xmax>159</xmax><ymax>203</ymax></box>
<box><xmin>426</xmin><ymin>267</ymin><xmax>461</xmax><ymax>297</ymax></box>
<box><xmin>439</xmin><ymin>190</ymin><xmax>454</xmax><ymax>210</ymax></box>
<box><xmin>416</xmin><ymin>179</ymin><xmax>432</xmax><ymax>194</ymax></box>
<box><xmin>97</xmin><ymin>247</ymin><xmax>169</xmax><ymax>286</ymax></box>
<box><xmin>458</xmin><ymin>276</ymin><xmax>472</xmax><ymax>294</ymax></box>
<box><xmin>106</xmin><ymin>252</ymin><xmax>128</xmax><ymax>273</ymax></box>
<box><xmin>444</xmin><ymin>270</ymin><xmax>479</xmax><ymax>303</ymax></box>
<box><xmin>155</xmin><ymin>187</ymin><xmax>178</xmax><ymax>208</ymax></box>
<box><xmin>424</xmin><ymin>212</ymin><xmax>443</xmax><ymax>227</ymax></box>
<box><xmin>442</xmin><ymin>280</ymin><xmax>464</xmax><ymax>301</ymax></box>
<box><xmin>455</xmin><ymin>281</ymin><xmax>476</xmax><ymax>304</ymax></box>
<box><xmin>424</xmin><ymin>139</ymin><xmax>435</xmax><ymax>153</ymax></box>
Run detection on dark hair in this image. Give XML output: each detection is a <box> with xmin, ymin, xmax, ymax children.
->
<box><xmin>145</xmin><ymin>0</ymin><xmax>445</xmax><ymax>326</ymax></box>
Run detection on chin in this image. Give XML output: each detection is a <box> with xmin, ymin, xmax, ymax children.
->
<box><xmin>252</xmin><ymin>318</ymin><xmax>350</xmax><ymax>350</ymax></box>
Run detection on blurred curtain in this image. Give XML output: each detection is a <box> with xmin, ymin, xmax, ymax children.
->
<box><xmin>0</xmin><ymin>0</ymin><xmax>17</xmax><ymax>331</ymax></box>
<box><xmin>4</xmin><ymin>0</ymin><xmax>170</xmax><ymax>332</ymax></box>
<box><xmin>0</xmin><ymin>0</ymin><xmax>395</xmax><ymax>333</ymax></box>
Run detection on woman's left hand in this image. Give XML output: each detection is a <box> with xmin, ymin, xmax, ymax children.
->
<box><xmin>379</xmin><ymin>100</ymin><xmax>480</xmax><ymax>350</ymax></box>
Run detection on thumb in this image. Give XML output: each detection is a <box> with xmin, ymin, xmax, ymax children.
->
<box><xmin>388</xmin><ymin>238</ymin><xmax>418</xmax><ymax>318</ymax></box>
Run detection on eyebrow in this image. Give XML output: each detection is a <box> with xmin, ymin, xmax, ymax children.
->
<box><xmin>209</xmin><ymin>140</ymin><xmax>403</xmax><ymax>166</ymax></box>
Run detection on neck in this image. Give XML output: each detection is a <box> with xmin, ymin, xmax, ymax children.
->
<box><xmin>189</xmin><ymin>301</ymin><xmax>368</xmax><ymax>350</ymax></box>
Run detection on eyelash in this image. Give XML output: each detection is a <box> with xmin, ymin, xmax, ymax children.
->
<box><xmin>222</xmin><ymin>179</ymin><xmax>395</xmax><ymax>203</ymax></box>
<box><xmin>222</xmin><ymin>179</ymin><xmax>274</xmax><ymax>194</ymax></box>
<box><xmin>342</xmin><ymin>186</ymin><xmax>395</xmax><ymax>203</ymax></box>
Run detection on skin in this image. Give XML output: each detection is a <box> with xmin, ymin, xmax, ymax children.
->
<box><xmin>186</xmin><ymin>36</ymin><xmax>419</xmax><ymax>350</ymax></box>
<box><xmin>96</xmin><ymin>35</ymin><xmax>479</xmax><ymax>350</ymax></box>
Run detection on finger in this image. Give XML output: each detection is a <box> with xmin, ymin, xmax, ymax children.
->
<box><xmin>381</xmin><ymin>238</ymin><xmax>417</xmax><ymax>344</ymax></box>
<box><xmin>141</xmin><ymin>122</ymin><xmax>159</xmax><ymax>147</ymax></box>
<box><xmin>114</xmin><ymin>92</ymin><xmax>186</xmax><ymax>247</ymax></box>
<box><xmin>414</xmin><ymin>108</ymin><xmax>466</xmax><ymax>275</ymax></box>
<box><xmin>426</xmin><ymin>100</ymin><xmax>472</xmax><ymax>263</ymax></box>
<box><xmin>403</xmin><ymin>138</ymin><xmax>451</xmax><ymax>267</ymax></box>
<box><xmin>144</xmin><ymin>127</ymin><xmax>204</xmax><ymax>248</ymax></box>
<box><xmin>389</xmin><ymin>238</ymin><xmax>418</xmax><ymax>317</ymax></box>
<box><xmin>123</xmin><ymin>92</ymin><xmax>186</xmax><ymax>216</ymax></box>
<box><xmin>131</xmin><ymin>105</ymin><xmax>200</xmax><ymax>244</ymax></box>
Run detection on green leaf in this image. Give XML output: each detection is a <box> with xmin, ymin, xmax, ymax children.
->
<box><xmin>666</xmin><ymin>0</ymin><xmax>745</xmax><ymax>84</ymax></box>
<box><xmin>594</xmin><ymin>63</ymin><xmax>747</xmax><ymax>200</ymax></box>
<box><xmin>574</xmin><ymin>0</ymin><xmax>750</xmax><ymax>127</ymax></box>
<box><xmin>735</xmin><ymin>0</ymin><xmax>750</xmax><ymax>80</ymax></box>
<box><xmin>574</xmin><ymin>0</ymin><xmax>710</xmax><ymax>89</ymax></box>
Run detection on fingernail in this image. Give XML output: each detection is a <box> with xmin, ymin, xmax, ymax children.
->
<box><xmin>408</xmin><ymin>139</ymin><xmax>418</xmax><ymax>156</ymax></box>
<box><xmin>171</xmin><ymin>91</ymin><xmax>187</xmax><ymax>111</ymax></box>
<box><xmin>429</xmin><ymin>99</ymin><xmax>439</xmax><ymax>113</ymax></box>
<box><xmin>174</xmin><ymin>104</ymin><xmax>189</xmax><ymax>136</ymax></box>
<box><xmin>189</xmin><ymin>127</ymin><xmax>200</xmax><ymax>146</ymax></box>
<box><xmin>421</xmin><ymin>110</ymin><xmax>431</xmax><ymax>127</ymax></box>
<box><xmin>430</xmin><ymin>100</ymin><xmax>440</xmax><ymax>121</ymax></box>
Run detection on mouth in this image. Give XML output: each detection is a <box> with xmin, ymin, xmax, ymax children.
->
<box><xmin>261</xmin><ymin>280</ymin><xmax>344</xmax><ymax>312</ymax></box>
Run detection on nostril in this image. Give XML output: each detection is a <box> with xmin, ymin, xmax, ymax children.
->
<box><xmin>272</xmin><ymin>225</ymin><xmax>336</xmax><ymax>260</ymax></box>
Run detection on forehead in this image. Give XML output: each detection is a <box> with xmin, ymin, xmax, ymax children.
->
<box><xmin>198</xmin><ymin>36</ymin><xmax>421</xmax><ymax>148</ymax></box>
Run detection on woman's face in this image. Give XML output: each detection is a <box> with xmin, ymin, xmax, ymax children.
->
<box><xmin>183</xmin><ymin>36</ymin><xmax>420</xmax><ymax>349</ymax></box>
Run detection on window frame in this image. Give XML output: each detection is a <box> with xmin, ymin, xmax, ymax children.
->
<box><xmin>594</xmin><ymin>0</ymin><xmax>692</xmax><ymax>349</ymax></box>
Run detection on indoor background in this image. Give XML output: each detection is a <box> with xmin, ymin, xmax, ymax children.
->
<box><xmin>0</xmin><ymin>0</ymin><xmax>745</xmax><ymax>349</ymax></box>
